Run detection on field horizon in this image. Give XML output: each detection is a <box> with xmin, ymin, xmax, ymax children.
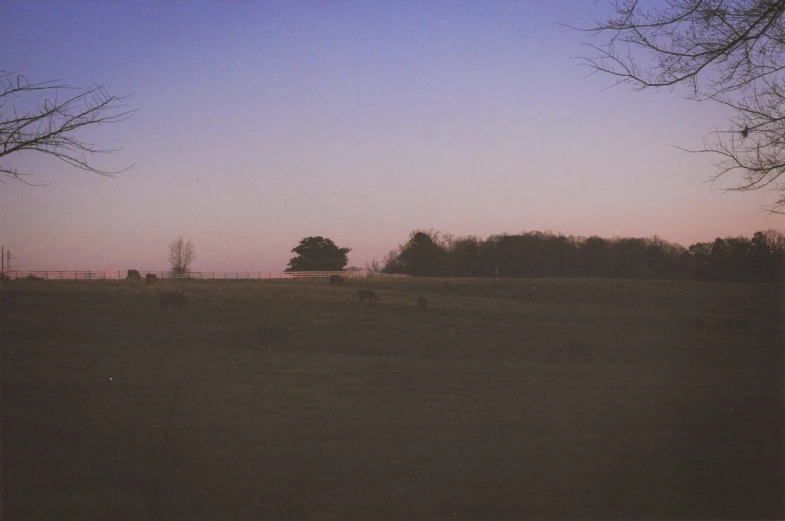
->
<box><xmin>1</xmin><ymin>276</ymin><xmax>782</xmax><ymax>520</ymax></box>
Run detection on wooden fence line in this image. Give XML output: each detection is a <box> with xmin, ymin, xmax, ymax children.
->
<box><xmin>0</xmin><ymin>270</ymin><xmax>408</xmax><ymax>281</ymax></box>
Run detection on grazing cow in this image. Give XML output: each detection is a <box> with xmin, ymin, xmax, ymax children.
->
<box><xmin>259</xmin><ymin>326</ymin><xmax>292</xmax><ymax>343</ymax></box>
<box><xmin>329</xmin><ymin>275</ymin><xmax>345</xmax><ymax>286</ymax></box>
<box><xmin>145</xmin><ymin>273</ymin><xmax>158</xmax><ymax>285</ymax></box>
<box><xmin>126</xmin><ymin>269</ymin><xmax>142</xmax><ymax>281</ymax></box>
<box><xmin>160</xmin><ymin>292</ymin><xmax>187</xmax><ymax>310</ymax></box>
<box><xmin>358</xmin><ymin>289</ymin><xmax>378</xmax><ymax>303</ymax></box>
<box><xmin>417</xmin><ymin>297</ymin><xmax>428</xmax><ymax>310</ymax></box>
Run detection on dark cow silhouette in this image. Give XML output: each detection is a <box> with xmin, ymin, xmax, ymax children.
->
<box><xmin>145</xmin><ymin>273</ymin><xmax>158</xmax><ymax>285</ymax></box>
<box><xmin>358</xmin><ymin>289</ymin><xmax>377</xmax><ymax>304</ymax></box>
<box><xmin>126</xmin><ymin>269</ymin><xmax>142</xmax><ymax>281</ymax></box>
<box><xmin>417</xmin><ymin>297</ymin><xmax>428</xmax><ymax>310</ymax></box>
<box><xmin>259</xmin><ymin>326</ymin><xmax>292</xmax><ymax>343</ymax></box>
<box><xmin>329</xmin><ymin>275</ymin><xmax>345</xmax><ymax>286</ymax></box>
<box><xmin>160</xmin><ymin>292</ymin><xmax>187</xmax><ymax>310</ymax></box>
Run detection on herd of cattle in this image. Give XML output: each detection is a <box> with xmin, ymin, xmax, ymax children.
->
<box><xmin>126</xmin><ymin>270</ymin><xmax>426</xmax><ymax>317</ymax></box>
<box><xmin>124</xmin><ymin>269</ymin><xmax>427</xmax><ymax>346</ymax></box>
<box><xmin>126</xmin><ymin>269</ymin><xmax>158</xmax><ymax>285</ymax></box>
<box><xmin>122</xmin><ymin>269</ymin><xmax>753</xmax><ymax>344</ymax></box>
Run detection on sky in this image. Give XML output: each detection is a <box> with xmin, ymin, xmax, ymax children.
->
<box><xmin>1</xmin><ymin>1</ymin><xmax>783</xmax><ymax>273</ymax></box>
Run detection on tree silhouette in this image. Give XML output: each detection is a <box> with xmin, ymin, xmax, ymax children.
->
<box><xmin>577</xmin><ymin>1</ymin><xmax>785</xmax><ymax>212</ymax></box>
<box><xmin>169</xmin><ymin>236</ymin><xmax>195</xmax><ymax>276</ymax></box>
<box><xmin>285</xmin><ymin>236</ymin><xmax>351</xmax><ymax>272</ymax></box>
<box><xmin>382</xmin><ymin>228</ymin><xmax>783</xmax><ymax>282</ymax></box>
<box><xmin>448</xmin><ymin>236</ymin><xmax>483</xmax><ymax>277</ymax></box>
<box><xmin>0</xmin><ymin>70</ymin><xmax>133</xmax><ymax>184</ymax></box>
<box><xmin>397</xmin><ymin>230</ymin><xmax>448</xmax><ymax>277</ymax></box>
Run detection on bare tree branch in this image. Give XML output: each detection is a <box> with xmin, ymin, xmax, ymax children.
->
<box><xmin>0</xmin><ymin>70</ymin><xmax>134</xmax><ymax>183</ymax></box>
<box><xmin>574</xmin><ymin>1</ymin><xmax>785</xmax><ymax>212</ymax></box>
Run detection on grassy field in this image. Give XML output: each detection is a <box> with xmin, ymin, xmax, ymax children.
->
<box><xmin>1</xmin><ymin>276</ymin><xmax>782</xmax><ymax>520</ymax></box>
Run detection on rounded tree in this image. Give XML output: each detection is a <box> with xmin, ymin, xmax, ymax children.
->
<box><xmin>285</xmin><ymin>236</ymin><xmax>351</xmax><ymax>272</ymax></box>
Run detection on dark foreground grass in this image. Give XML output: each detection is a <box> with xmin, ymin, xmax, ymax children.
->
<box><xmin>1</xmin><ymin>277</ymin><xmax>782</xmax><ymax>520</ymax></box>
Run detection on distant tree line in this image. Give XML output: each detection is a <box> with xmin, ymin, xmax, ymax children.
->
<box><xmin>380</xmin><ymin>229</ymin><xmax>785</xmax><ymax>283</ymax></box>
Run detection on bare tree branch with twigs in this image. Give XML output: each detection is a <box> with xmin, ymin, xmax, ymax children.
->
<box><xmin>572</xmin><ymin>0</ymin><xmax>785</xmax><ymax>212</ymax></box>
<box><xmin>0</xmin><ymin>70</ymin><xmax>134</xmax><ymax>184</ymax></box>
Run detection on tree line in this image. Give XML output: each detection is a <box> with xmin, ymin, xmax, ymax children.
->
<box><xmin>160</xmin><ymin>231</ymin><xmax>784</xmax><ymax>283</ymax></box>
<box><xmin>376</xmin><ymin>230</ymin><xmax>785</xmax><ymax>283</ymax></box>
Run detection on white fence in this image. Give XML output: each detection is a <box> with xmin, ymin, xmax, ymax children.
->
<box><xmin>0</xmin><ymin>270</ymin><xmax>408</xmax><ymax>281</ymax></box>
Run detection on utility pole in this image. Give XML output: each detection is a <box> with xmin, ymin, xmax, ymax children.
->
<box><xmin>1</xmin><ymin>246</ymin><xmax>4</xmax><ymax>271</ymax></box>
<box><xmin>5</xmin><ymin>250</ymin><xmax>10</xmax><ymax>271</ymax></box>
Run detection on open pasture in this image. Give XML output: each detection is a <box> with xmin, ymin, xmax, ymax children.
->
<box><xmin>1</xmin><ymin>277</ymin><xmax>782</xmax><ymax>519</ymax></box>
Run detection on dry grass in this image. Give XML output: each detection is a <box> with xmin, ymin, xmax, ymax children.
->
<box><xmin>1</xmin><ymin>277</ymin><xmax>782</xmax><ymax>520</ymax></box>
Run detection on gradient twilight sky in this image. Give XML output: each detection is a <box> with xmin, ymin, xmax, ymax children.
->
<box><xmin>1</xmin><ymin>1</ymin><xmax>782</xmax><ymax>273</ymax></box>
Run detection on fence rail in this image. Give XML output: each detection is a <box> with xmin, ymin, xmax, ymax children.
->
<box><xmin>0</xmin><ymin>270</ymin><xmax>408</xmax><ymax>281</ymax></box>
